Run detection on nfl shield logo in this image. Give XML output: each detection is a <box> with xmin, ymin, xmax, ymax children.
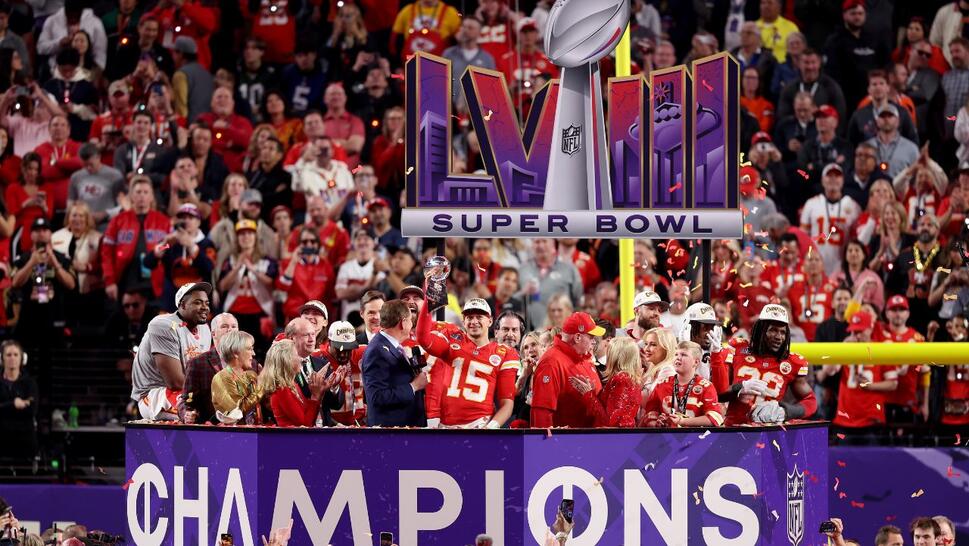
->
<box><xmin>562</xmin><ymin>125</ymin><xmax>582</xmax><ymax>156</ymax></box>
<box><xmin>787</xmin><ymin>465</ymin><xmax>805</xmax><ymax>546</ymax></box>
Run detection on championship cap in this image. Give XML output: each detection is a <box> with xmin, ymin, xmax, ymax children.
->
<box><xmin>757</xmin><ymin>303</ymin><xmax>789</xmax><ymax>324</ymax></box>
<box><xmin>633</xmin><ymin>289</ymin><xmax>669</xmax><ymax>310</ymax></box>
<box><xmin>327</xmin><ymin>320</ymin><xmax>359</xmax><ymax>351</ymax></box>
<box><xmin>462</xmin><ymin>298</ymin><xmax>492</xmax><ymax>316</ymax></box>
<box><xmin>686</xmin><ymin>302</ymin><xmax>718</xmax><ymax>324</ymax></box>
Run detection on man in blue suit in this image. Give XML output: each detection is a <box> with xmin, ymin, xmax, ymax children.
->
<box><xmin>362</xmin><ymin>299</ymin><xmax>428</xmax><ymax>427</ymax></box>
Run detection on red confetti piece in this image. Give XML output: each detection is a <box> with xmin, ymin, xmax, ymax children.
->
<box><xmin>755</xmin><ymin>442</ymin><xmax>766</xmax><ymax>449</ymax></box>
<box><xmin>839</xmin><ymin>492</ymin><xmax>847</xmax><ymax>499</ymax></box>
<box><xmin>157</xmin><ymin>243</ymin><xmax>170</xmax><ymax>252</ymax></box>
<box><xmin>948</xmin><ymin>115</ymin><xmax>957</xmax><ymax>121</ymax></box>
<box><xmin>669</xmin><ymin>182</ymin><xmax>683</xmax><ymax>193</ymax></box>
<box><xmin>836</xmin><ymin>433</ymin><xmax>846</xmax><ymax>440</ymax></box>
<box><xmin>850</xmin><ymin>501</ymin><xmax>865</xmax><ymax>508</ymax></box>
<box><xmin>886</xmin><ymin>516</ymin><xmax>897</xmax><ymax>522</ymax></box>
<box><xmin>701</xmin><ymin>79</ymin><xmax>713</xmax><ymax>92</ymax></box>
<box><xmin>947</xmin><ymin>466</ymin><xmax>961</xmax><ymax>478</ymax></box>
<box><xmin>351</xmin><ymin>165</ymin><xmax>362</xmax><ymax>174</ymax></box>
<box><xmin>797</xmin><ymin>169</ymin><xmax>809</xmax><ymax>179</ymax></box>
<box><xmin>955</xmin><ymin>433</ymin><xmax>961</xmax><ymax>446</ymax></box>
<box><xmin>391</xmin><ymin>73</ymin><xmax>405</xmax><ymax>80</ymax></box>
<box><xmin>121</xmin><ymin>478</ymin><xmax>134</xmax><ymax>490</ymax></box>
<box><xmin>836</xmin><ymin>460</ymin><xmax>846</xmax><ymax>467</ymax></box>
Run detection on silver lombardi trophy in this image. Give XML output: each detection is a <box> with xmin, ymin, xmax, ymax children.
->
<box><xmin>543</xmin><ymin>0</ymin><xmax>630</xmax><ymax>210</ymax></box>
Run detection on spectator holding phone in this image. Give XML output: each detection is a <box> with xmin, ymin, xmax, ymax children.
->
<box><xmin>278</xmin><ymin>226</ymin><xmax>336</xmax><ymax>321</ymax></box>
<box><xmin>10</xmin><ymin>217</ymin><xmax>76</xmax><ymax>348</ymax></box>
<box><xmin>146</xmin><ymin>203</ymin><xmax>215</xmax><ymax>311</ymax></box>
<box><xmin>290</xmin><ymin>135</ymin><xmax>354</xmax><ymax>213</ymax></box>
<box><xmin>0</xmin><ymin>82</ymin><xmax>65</xmax><ymax>157</ymax></box>
<box><xmin>6</xmin><ymin>152</ymin><xmax>54</xmax><ymax>254</ymax></box>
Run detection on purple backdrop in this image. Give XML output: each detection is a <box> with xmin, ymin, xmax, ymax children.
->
<box><xmin>119</xmin><ymin>424</ymin><xmax>826</xmax><ymax>545</ymax></box>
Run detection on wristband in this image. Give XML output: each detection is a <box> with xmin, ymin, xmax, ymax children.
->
<box><xmin>555</xmin><ymin>532</ymin><xmax>569</xmax><ymax>541</ymax></box>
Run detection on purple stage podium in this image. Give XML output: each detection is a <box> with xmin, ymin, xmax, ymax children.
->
<box><xmin>122</xmin><ymin>423</ymin><xmax>827</xmax><ymax>545</ymax></box>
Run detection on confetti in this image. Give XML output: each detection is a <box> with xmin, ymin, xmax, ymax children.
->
<box><xmin>405</xmin><ymin>167</ymin><xmax>414</xmax><ymax>175</ymax></box>
<box><xmin>351</xmin><ymin>165</ymin><xmax>362</xmax><ymax>174</ymax></box>
<box><xmin>739</xmin><ymin>282</ymin><xmax>752</xmax><ymax>288</ymax></box>
<box><xmin>594</xmin><ymin>476</ymin><xmax>605</xmax><ymax>487</ymax></box>
<box><xmin>644</xmin><ymin>463</ymin><xmax>656</xmax><ymax>472</ymax></box>
<box><xmin>944</xmin><ymin>294</ymin><xmax>958</xmax><ymax>301</ymax></box>
<box><xmin>836</xmin><ymin>460</ymin><xmax>847</xmax><ymax>467</ymax></box>
<box><xmin>693</xmin><ymin>491</ymin><xmax>701</xmax><ymax>505</ymax></box>
<box><xmin>390</xmin><ymin>73</ymin><xmax>405</xmax><ymax>80</ymax></box>
<box><xmin>955</xmin><ymin>434</ymin><xmax>962</xmax><ymax>446</ymax></box>
<box><xmin>121</xmin><ymin>478</ymin><xmax>134</xmax><ymax>490</ymax></box>
<box><xmin>837</xmin><ymin>434</ymin><xmax>846</xmax><ymax>440</ymax></box>
<box><xmin>797</xmin><ymin>169</ymin><xmax>809</xmax><ymax>179</ymax></box>
<box><xmin>755</xmin><ymin>442</ymin><xmax>766</xmax><ymax>449</ymax></box>
<box><xmin>850</xmin><ymin>500</ymin><xmax>865</xmax><ymax>508</ymax></box>
<box><xmin>839</xmin><ymin>492</ymin><xmax>847</xmax><ymax>499</ymax></box>
<box><xmin>669</xmin><ymin>182</ymin><xmax>683</xmax><ymax>193</ymax></box>
<box><xmin>771</xmin><ymin>510</ymin><xmax>780</xmax><ymax>520</ymax></box>
<box><xmin>834</xmin><ymin>477</ymin><xmax>840</xmax><ymax>490</ymax></box>
<box><xmin>701</xmin><ymin>79</ymin><xmax>714</xmax><ymax>92</ymax></box>
<box><xmin>698</xmin><ymin>430</ymin><xmax>711</xmax><ymax>439</ymax></box>
<box><xmin>772</xmin><ymin>440</ymin><xmax>781</xmax><ymax>451</ymax></box>
<box><xmin>484</xmin><ymin>109</ymin><xmax>494</xmax><ymax>121</ymax></box>
<box><xmin>947</xmin><ymin>466</ymin><xmax>961</xmax><ymax>477</ymax></box>
<box><xmin>545</xmin><ymin>428</ymin><xmax>552</xmax><ymax>438</ymax></box>
<box><xmin>948</xmin><ymin>115</ymin><xmax>957</xmax><ymax>121</ymax></box>
<box><xmin>911</xmin><ymin>489</ymin><xmax>924</xmax><ymax>498</ymax></box>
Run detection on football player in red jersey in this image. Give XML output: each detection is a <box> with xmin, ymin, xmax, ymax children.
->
<box><xmin>820</xmin><ymin>311</ymin><xmax>898</xmax><ymax>434</ymax></box>
<box><xmin>877</xmin><ymin>295</ymin><xmax>925</xmax><ymax>423</ymax></box>
<box><xmin>712</xmin><ymin>304</ymin><xmax>818</xmax><ymax>425</ymax></box>
<box><xmin>398</xmin><ymin>284</ymin><xmax>452</xmax><ymax>427</ymax></box>
<box><xmin>417</xmin><ymin>296</ymin><xmax>520</xmax><ymax>428</ymax></box>
<box><xmin>642</xmin><ymin>341</ymin><xmax>724</xmax><ymax>427</ymax></box>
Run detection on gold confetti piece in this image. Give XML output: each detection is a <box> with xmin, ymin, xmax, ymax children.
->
<box><xmin>944</xmin><ymin>294</ymin><xmax>958</xmax><ymax>301</ymax></box>
<box><xmin>693</xmin><ymin>491</ymin><xmax>701</xmax><ymax>505</ymax></box>
<box><xmin>911</xmin><ymin>489</ymin><xmax>924</xmax><ymax>498</ymax></box>
<box><xmin>691</xmin><ymin>283</ymin><xmax>703</xmax><ymax>292</ymax></box>
<box><xmin>822</xmin><ymin>356</ymin><xmax>830</xmax><ymax>360</ymax></box>
<box><xmin>938</xmin><ymin>267</ymin><xmax>951</xmax><ymax>274</ymax></box>
<box><xmin>693</xmin><ymin>256</ymin><xmax>699</xmax><ymax>268</ymax></box>
<box><xmin>876</xmin><ymin>403</ymin><xmax>881</xmax><ymax>410</ymax></box>
<box><xmin>739</xmin><ymin>282</ymin><xmax>752</xmax><ymax>288</ymax></box>
<box><xmin>593</xmin><ymin>476</ymin><xmax>605</xmax><ymax>487</ymax></box>
<box><xmin>484</xmin><ymin>109</ymin><xmax>494</xmax><ymax>120</ymax></box>
<box><xmin>772</xmin><ymin>440</ymin><xmax>781</xmax><ymax>451</ymax></box>
<box><xmin>405</xmin><ymin>167</ymin><xmax>414</xmax><ymax>175</ymax></box>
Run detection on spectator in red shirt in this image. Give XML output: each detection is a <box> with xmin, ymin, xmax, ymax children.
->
<box><xmin>89</xmin><ymin>80</ymin><xmax>133</xmax><ymax>166</ymax></box>
<box><xmin>218</xmin><ymin>218</ymin><xmax>278</xmax><ymax>348</ymax></box>
<box><xmin>278</xmin><ymin>225</ymin><xmax>337</xmax><ymax>321</ymax></box>
<box><xmin>143</xmin><ymin>0</ymin><xmax>218</xmax><ymax>70</ymax></box>
<box><xmin>497</xmin><ymin>18</ymin><xmax>558</xmax><ymax>111</ymax></box>
<box><xmin>322</xmin><ymin>83</ymin><xmax>365</xmax><ymax>169</ymax></box>
<box><xmin>530</xmin><ymin>312</ymin><xmax>605</xmax><ymax>428</ymax></box>
<box><xmin>370</xmin><ymin>106</ymin><xmax>405</xmax><ymax>193</ymax></box>
<box><xmin>241</xmin><ymin>0</ymin><xmax>296</xmax><ymax>65</ymax></box>
<box><xmin>34</xmin><ymin>114</ymin><xmax>82</xmax><ymax>211</ymax></box>
<box><xmin>196</xmin><ymin>86</ymin><xmax>253</xmax><ymax>174</ymax></box>
<box><xmin>285</xmin><ymin>195</ymin><xmax>350</xmax><ymax>266</ymax></box>
<box><xmin>6</xmin><ymin>153</ymin><xmax>54</xmax><ymax>254</ymax></box>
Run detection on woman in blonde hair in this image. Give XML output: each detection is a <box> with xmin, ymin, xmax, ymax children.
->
<box><xmin>569</xmin><ymin>337</ymin><xmax>643</xmax><ymax>427</ymax></box>
<box><xmin>543</xmin><ymin>293</ymin><xmax>574</xmax><ymax>330</ymax></box>
<box><xmin>51</xmin><ymin>202</ymin><xmax>101</xmax><ymax>295</ymax></box>
<box><xmin>211</xmin><ymin>330</ymin><xmax>262</xmax><ymax>425</ymax></box>
<box><xmin>259</xmin><ymin>339</ymin><xmax>326</xmax><ymax>427</ymax></box>
<box><xmin>640</xmin><ymin>327</ymin><xmax>677</xmax><ymax>401</ymax></box>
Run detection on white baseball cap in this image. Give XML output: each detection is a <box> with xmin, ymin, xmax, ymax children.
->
<box><xmin>758</xmin><ymin>304</ymin><xmax>789</xmax><ymax>325</ymax></box>
<box><xmin>298</xmin><ymin>300</ymin><xmax>329</xmax><ymax>320</ymax></box>
<box><xmin>327</xmin><ymin>320</ymin><xmax>359</xmax><ymax>351</ymax></box>
<box><xmin>633</xmin><ymin>289</ymin><xmax>670</xmax><ymax>310</ymax></box>
<box><xmin>175</xmin><ymin>282</ymin><xmax>212</xmax><ymax>308</ymax></box>
<box><xmin>686</xmin><ymin>302</ymin><xmax>718</xmax><ymax>324</ymax></box>
<box><xmin>462</xmin><ymin>298</ymin><xmax>492</xmax><ymax>316</ymax></box>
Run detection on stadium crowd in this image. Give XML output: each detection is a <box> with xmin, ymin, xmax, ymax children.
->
<box><xmin>0</xmin><ymin>0</ymin><xmax>965</xmax><ymax>472</ymax></box>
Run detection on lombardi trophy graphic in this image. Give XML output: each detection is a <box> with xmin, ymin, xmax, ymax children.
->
<box><xmin>543</xmin><ymin>0</ymin><xmax>630</xmax><ymax>210</ymax></box>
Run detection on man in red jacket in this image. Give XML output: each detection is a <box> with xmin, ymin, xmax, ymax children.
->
<box><xmin>277</xmin><ymin>226</ymin><xmax>336</xmax><ymax>320</ymax></box>
<box><xmin>101</xmin><ymin>176</ymin><xmax>172</xmax><ymax>301</ymax></box>
<box><xmin>530</xmin><ymin>312</ymin><xmax>604</xmax><ymax>428</ymax></box>
<box><xmin>196</xmin><ymin>87</ymin><xmax>253</xmax><ymax>173</ymax></box>
<box><xmin>144</xmin><ymin>0</ymin><xmax>218</xmax><ymax>69</ymax></box>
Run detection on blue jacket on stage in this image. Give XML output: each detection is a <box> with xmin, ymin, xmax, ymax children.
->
<box><xmin>361</xmin><ymin>332</ymin><xmax>426</xmax><ymax>427</ymax></box>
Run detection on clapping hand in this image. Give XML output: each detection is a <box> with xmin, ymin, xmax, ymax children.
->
<box><xmin>568</xmin><ymin>376</ymin><xmax>593</xmax><ymax>395</ymax></box>
<box><xmin>308</xmin><ymin>367</ymin><xmax>328</xmax><ymax>398</ymax></box>
<box><xmin>261</xmin><ymin>519</ymin><xmax>293</xmax><ymax>546</ymax></box>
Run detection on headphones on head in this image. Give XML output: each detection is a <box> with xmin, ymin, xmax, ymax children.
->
<box><xmin>492</xmin><ymin>309</ymin><xmax>527</xmax><ymax>341</ymax></box>
<box><xmin>1</xmin><ymin>339</ymin><xmax>27</xmax><ymax>366</ymax></box>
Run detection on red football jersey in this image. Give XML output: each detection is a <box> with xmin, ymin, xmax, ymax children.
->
<box><xmin>763</xmin><ymin>261</ymin><xmax>804</xmax><ymax>297</ymax></box>
<box><xmin>876</xmin><ymin>326</ymin><xmax>924</xmax><ymax>408</ymax></box>
<box><xmin>833</xmin><ymin>365</ymin><xmax>898</xmax><ymax>428</ymax></box>
<box><xmin>330</xmin><ymin>347</ymin><xmax>367</xmax><ymax>426</ymax></box>
<box><xmin>641</xmin><ymin>374</ymin><xmax>724</xmax><ymax>427</ymax></box>
<box><xmin>942</xmin><ymin>365</ymin><xmax>969</xmax><ymax>426</ymax></box>
<box><xmin>720</xmin><ymin>339</ymin><xmax>809</xmax><ymax>425</ymax></box>
<box><xmin>787</xmin><ymin>279</ymin><xmax>837</xmax><ymax>341</ymax></box>
<box><xmin>414</xmin><ymin>322</ymin><xmax>456</xmax><ymax>421</ymax></box>
<box><xmin>421</xmin><ymin>323</ymin><xmax>519</xmax><ymax>425</ymax></box>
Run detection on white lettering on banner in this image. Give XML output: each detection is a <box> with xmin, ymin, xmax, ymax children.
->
<box><xmin>216</xmin><ymin>468</ymin><xmax>254</xmax><ymax>546</ymax></box>
<box><xmin>527</xmin><ymin>466</ymin><xmax>608</xmax><ymax>545</ymax></box>
<box><xmin>174</xmin><ymin>466</ymin><xmax>208</xmax><ymax>546</ymax></box>
<box><xmin>270</xmin><ymin>469</ymin><xmax>372</xmax><ymax>545</ymax></box>
<box><xmin>623</xmin><ymin>468</ymin><xmax>688</xmax><ymax>545</ymax></box>
<box><xmin>399</xmin><ymin>470</ymin><xmax>464</xmax><ymax>546</ymax></box>
<box><xmin>485</xmin><ymin>470</ymin><xmax>505</xmax><ymax>545</ymax></box>
<box><xmin>701</xmin><ymin>467</ymin><xmax>759</xmax><ymax>546</ymax></box>
<box><xmin>127</xmin><ymin>463</ymin><xmax>169</xmax><ymax>546</ymax></box>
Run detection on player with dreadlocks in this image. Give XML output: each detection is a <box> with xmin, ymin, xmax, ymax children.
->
<box><xmin>710</xmin><ymin>304</ymin><xmax>818</xmax><ymax>425</ymax></box>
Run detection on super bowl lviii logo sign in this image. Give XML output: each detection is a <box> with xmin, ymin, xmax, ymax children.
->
<box><xmin>401</xmin><ymin>0</ymin><xmax>743</xmax><ymax>239</ymax></box>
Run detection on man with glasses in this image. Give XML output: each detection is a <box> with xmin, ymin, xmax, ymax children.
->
<box><xmin>906</xmin><ymin>41</ymin><xmax>941</xmax><ymax>136</ymax></box>
<box><xmin>279</xmin><ymin>226</ymin><xmax>336</xmax><ymax>321</ymax></box>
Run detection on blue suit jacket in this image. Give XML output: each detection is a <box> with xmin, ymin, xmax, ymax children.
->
<box><xmin>361</xmin><ymin>333</ymin><xmax>426</xmax><ymax>427</ymax></box>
